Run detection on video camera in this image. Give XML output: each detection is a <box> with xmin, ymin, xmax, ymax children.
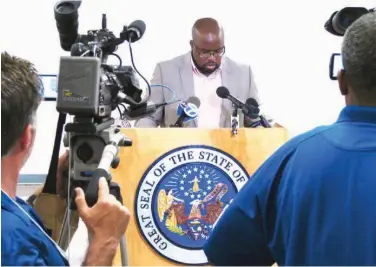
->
<box><xmin>54</xmin><ymin>1</ymin><xmax>149</xmax><ymax>119</ymax></box>
<box><xmin>325</xmin><ymin>7</ymin><xmax>375</xmax><ymax>80</ymax></box>
<box><xmin>52</xmin><ymin>0</ymin><xmax>157</xmax><ymax>208</ymax></box>
<box><xmin>50</xmin><ymin>1</ymin><xmax>155</xmax><ymax>258</ymax></box>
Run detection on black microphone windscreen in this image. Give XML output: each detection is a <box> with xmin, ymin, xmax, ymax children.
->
<box><xmin>129</xmin><ymin>20</ymin><xmax>146</xmax><ymax>37</ymax></box>
<box><xmin>187</xmin><ymin>96</ymin><xmax>201</xmax><ymax>108</ymax></box>
<box><xmin>216</xmin><ymin>86</ymin><xmax>230</xmax><ymax>98</ymax></box>
<box><xmin>246</xmin><ymin>98</ymin><xmax>259</xmax><ymax>108</ymax></box>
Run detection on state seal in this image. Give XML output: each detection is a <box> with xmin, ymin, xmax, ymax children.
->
<box><xmin>135</xmin><ymin>145</ymin><xmax>249</xmax><ymax>265</ymax></box>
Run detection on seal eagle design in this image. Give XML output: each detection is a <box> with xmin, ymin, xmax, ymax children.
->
<box><xmin>135</xmin><ymin>145</ymin><xmax>249</xmax><ymax>265</ymax></box>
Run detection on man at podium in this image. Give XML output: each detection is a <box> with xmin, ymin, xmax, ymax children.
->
<box><xmin>135</xmin><ymin>17</ymin><xmax>261</xmax><ymax>128</ymax></box>
<box><xmin>203</xmin><ymin>12</ymin><xmax>376</xmax><ymax>266</ymax></box>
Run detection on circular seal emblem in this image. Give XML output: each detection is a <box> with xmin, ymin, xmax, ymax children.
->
<box><xmin>135</xmin><ymin>145</ymin><xmax>249</xmax><ymax>265</ymax></box>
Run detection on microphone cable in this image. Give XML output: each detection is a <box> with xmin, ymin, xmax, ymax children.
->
<box><xmin>127</xmin><ymin>40</ymin><xmax>151</xmax><ymax>105</ymax></box>
<box><xmin>150</xmin><ymin>84</ymin><xmax>176</xmax><ymax>104</ymax></box>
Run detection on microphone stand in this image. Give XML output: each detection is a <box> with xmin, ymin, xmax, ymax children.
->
<box><xmin>259</xmin><ymin>114</ymin><xmax>272</xmax><ymax>128</ymax></box>
<box><xmin>170</xmin><ymin>117</ymin><xmax>184</xmax><ymax>128</ymax></box>
<box><xmin>231</xmin><ymin>104</ymin><xmax>239</xmax><ymax>135</ymax></box>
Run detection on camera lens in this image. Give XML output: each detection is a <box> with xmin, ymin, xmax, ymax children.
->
<box><xmin>77</xmin><ymin>142</ymin><xmax>93</xmax><ymax>163</ymax></box>
<box><xmin>54</xmin><ymin>1</ymin><xmax>80</xmax><ymax>51</ymax></box>
<box><xmin>333</xmin><ymin>7</ymin><xmax>369</xmax><ymax>35</ymax></box>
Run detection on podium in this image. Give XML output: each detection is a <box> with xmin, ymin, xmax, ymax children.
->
<box><xmin>112</xmin><ymin>128</ymin><xmax>289</xmax><ymax>266</ymax></box>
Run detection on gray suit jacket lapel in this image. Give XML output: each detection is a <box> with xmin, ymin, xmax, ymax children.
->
<box><xmin>179</xmin><ymin>53</ymin><xmax>197</xmax><ymax>127</ymax></box>
<box><xmin>220</xmin><ymin>59</ymin><xmax>236</xmax><ymax>127</ymax></box>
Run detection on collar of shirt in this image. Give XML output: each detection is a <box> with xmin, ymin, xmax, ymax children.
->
<box><xmin>1</xmin><ymin>190</ymin><xmax>69</xmax><ymax>266</ymax></box>
<box><xmin>337</xmin><ymin>105</ymin><xmax>376</xmax><ymax>124</ymax></box>
<box><xmin>1</xmin><ymin>190</ymin><xmax>44</xmax><ymax>227</ymax></box>
<box><xmin>191</xmin><ymin>55</ymin><xmax>222</xmax><ymax>78</ymax></box>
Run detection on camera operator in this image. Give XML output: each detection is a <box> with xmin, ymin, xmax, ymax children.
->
<box><xmin>203</xmin><ymin>11</ymin><xmax>376</xmax><ymax>266</ymax></box>
<box><xmin>1</xmin><ymin>52</ymin><xmax>131</xmax><ymax>266</ymax></box>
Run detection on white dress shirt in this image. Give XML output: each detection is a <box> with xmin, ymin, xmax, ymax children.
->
<box><xmin>191</xmin><ymin>57</ymin><xmax>223</xmax><ymax>128</ymax></box>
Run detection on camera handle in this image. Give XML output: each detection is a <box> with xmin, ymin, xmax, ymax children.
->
<box><xmin>59</xmin><ymin>181</ymin><xmax>129</xmax><ymax>266</ymax></box>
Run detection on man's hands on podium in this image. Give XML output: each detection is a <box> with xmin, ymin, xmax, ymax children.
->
<box><xmin>75</xmin><ymin>177</ymin><xmax>131</xmax><ymax>266</ymax></box>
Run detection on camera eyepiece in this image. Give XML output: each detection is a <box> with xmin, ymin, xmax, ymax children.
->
<box><xmin>325</xmin><ymin>7</ymin><xmax>370</xmax><ymax>36</ymax></box>
<box><xmin>54</xmin><ymin>1</ymin><xmax>81</xmax><ymax>51</ymax></box>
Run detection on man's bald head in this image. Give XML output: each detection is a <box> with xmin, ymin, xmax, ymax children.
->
<box><xmin>190</xmin><ymin>18</ymin><xmax>225</xmax><ymax>75</ymax></box>
<box><xmin>191</xmin><ymin>18</ymin><xmax>224</xmax><ymax>40</ymax></box>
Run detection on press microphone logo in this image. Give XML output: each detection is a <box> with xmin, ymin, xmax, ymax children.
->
<box><xmin>177</xmin><ymin>102</ymin><xmax>198</xmax><ymax>123</ymax></box>
<box><xmin>183</xmin><ymin>103</ymin><xmax>198</xmax><ymax>118</ymax></box>
<box><xmin>176</xmin><ymin>102</ymin><xmax>199</xmax><ymax>123</ymax></box>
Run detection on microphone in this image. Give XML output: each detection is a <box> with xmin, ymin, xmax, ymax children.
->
<box><xmin>245</xmin><ymin>98</ymin><xmax>271</xmax><ymax>128</ymax></box>
<box><xmin>125</xmin><ymin>20</ymin><xmax>146</xmax><ymax>43</ymax></box>
<box><xmin>171</xmin><ymin>96</ymin><xmax>201</xmax><ymax>127</ymax></box>
<box><xmin>216</xmin><ymin>86</ymin><xmax>259</xmax><ymax>119</ymax></box>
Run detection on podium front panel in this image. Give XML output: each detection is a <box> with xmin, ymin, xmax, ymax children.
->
<box><xmin>112</xmin><ymin>128</ymin><xmax>289</xmax><ymax>266</ymax></box>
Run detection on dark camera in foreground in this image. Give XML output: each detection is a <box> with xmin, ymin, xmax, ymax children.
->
<box><xmin>325</xmin><ymin>7</ymin><xmax>375</xmax><ymax>80</ymax></box>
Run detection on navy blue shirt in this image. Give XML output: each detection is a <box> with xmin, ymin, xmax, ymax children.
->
<box><xmin>203</xmin><ymin>105</ymin><xmax>376</xmax><ymax>266</ymax></box>
<box><xmin>1</xmin><ymin>191</ymin><xmax>69</xmax><ymax>266</ymax></box>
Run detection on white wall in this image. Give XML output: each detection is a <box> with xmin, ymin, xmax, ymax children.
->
<box><xmin>2</xmin><ymin>0</ymin><xmax>375</xmax><ymax>176</ymax></box>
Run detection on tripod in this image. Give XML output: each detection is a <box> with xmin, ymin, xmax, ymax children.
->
<box><xmin>57</xmin><ymin>119</ymin><xmax>132</xmax><ymax>266</ymax></box>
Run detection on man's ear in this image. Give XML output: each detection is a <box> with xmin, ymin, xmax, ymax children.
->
<box><xmin>19</xmin><ymin>124</ymin><xmax>35</xmax><ymax>152</ymax></box>
<box><xmin>190</xmin><ymin>40</ymin><xmax>194</xmax><ymax>50</ymax></box>
<box><xmin>338</xmin><ymin>69</ymin><xmax>349</xmax><ymax>96</ymax></box>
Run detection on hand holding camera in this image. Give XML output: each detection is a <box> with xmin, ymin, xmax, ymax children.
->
<box><xmin>75</xmin><ymin>177</ymin><xmax>130</xmax><ymax>242</ymax></box>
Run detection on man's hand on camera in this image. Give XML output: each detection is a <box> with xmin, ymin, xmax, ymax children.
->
<box><xmin>74</xmin><ymin>177</ymin><xmax>131</xmax><ymax>266</ymax></box>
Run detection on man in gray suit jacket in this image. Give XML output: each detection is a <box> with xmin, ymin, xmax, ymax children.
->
<box><xmin>135</xmin><ymin>17</ymin><xmax>260</xmax><ymax>128</ymax></box>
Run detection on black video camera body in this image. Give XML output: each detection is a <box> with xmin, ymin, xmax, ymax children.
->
<box><xmin>56</xmin><ymin>57</ymin><xmax>142</xmax><ymax>119</ymax></box>
<box><xmin>325</xmin><ymin>7</ymin><xmax>375</xmax><ymax>80</ymax></box>
<box><xmin>54</xmin><ymin>1</ymin><xmax>145</xmax><ymax>121</ymax></box>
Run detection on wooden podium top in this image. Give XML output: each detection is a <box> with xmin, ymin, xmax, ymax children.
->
<box><xmin>111</xmin><ymin>128</ymin><xmax>289</xmax><ymax>266</ymax></box>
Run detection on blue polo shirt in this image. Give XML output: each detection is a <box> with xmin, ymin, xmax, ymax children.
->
<box><xmin>1</xmin><ymin>191</ymin><xmax>69</xmax><ymax>266</ymax></box>
<box><xmin>203</xmin><ymin>105</ymin><xmax>376</xmax><ymax>266</ymax></box>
